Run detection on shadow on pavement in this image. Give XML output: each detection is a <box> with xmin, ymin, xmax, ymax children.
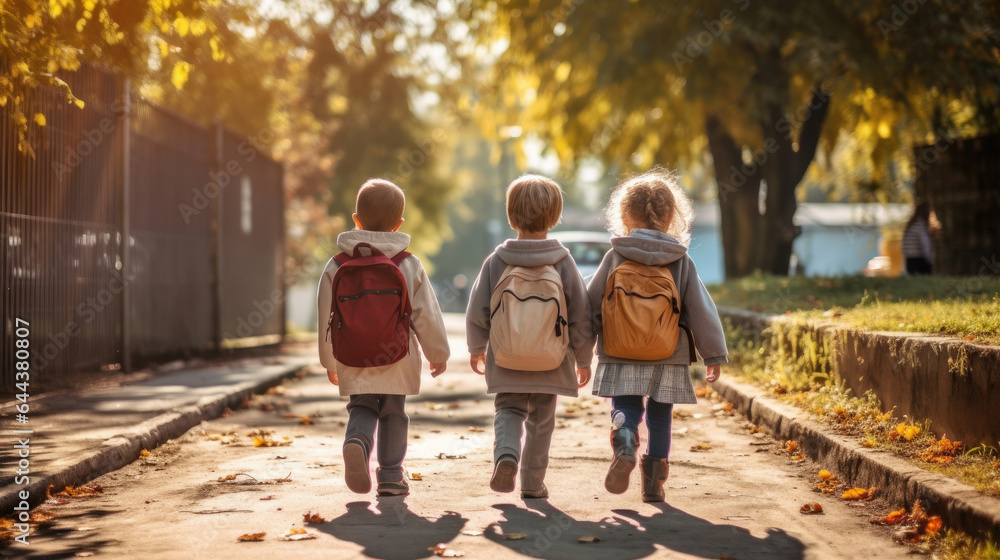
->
<box><xmin>320</xmin><ymin>497</ymin><xmax>467</xmax><ymax>560</ymax></box>
<box><xmin>485</xmin><ymin>501</ymin><xmax>806</xmax><ymax>560</ymax></box>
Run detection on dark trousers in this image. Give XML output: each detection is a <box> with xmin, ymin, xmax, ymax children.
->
<box><xmin>611</xmin><ymin>395</ymin><xmax>674</xmax><ymax>459</ymax></box>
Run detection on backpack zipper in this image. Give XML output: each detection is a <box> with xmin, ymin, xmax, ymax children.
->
<box><xmin>339</xmin><ymin>288</ymin><xmax>402</xmax><ymax>302</ymax></box>
<box><xmin>490</xmin><ymin>291</ymin><xmax>568</xmax><ymax>337</ymax></box>
<box><xmin>608</xmin><ymin>287</ymin><xmax>680</xmax><ymax>314</ymax></box>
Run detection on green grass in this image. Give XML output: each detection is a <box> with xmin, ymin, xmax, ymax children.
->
<box><xmin>708</xmin><ymin>274</ymin><xmax>1000</xmax><ymax>344</ymax></box>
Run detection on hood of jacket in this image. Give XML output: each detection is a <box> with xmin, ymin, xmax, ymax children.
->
<box><xmin>610</xmin><ymin>228</ymin><xmax>687</xmax><ymax>266</ymax></box>
<box><xmin>495</xmin><ymin>238</ymin><xmax>570</xmax><ymax>267</ymax></box>
<box><xmin>336</xmin><ymin>230</ymin><xmax>411</xmax><ymax>258</ymax></box>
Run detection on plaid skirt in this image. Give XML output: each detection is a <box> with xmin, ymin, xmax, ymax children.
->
<box><xmin>592</xmin><ymin>362</ymin><xmax>697</xmax><ymax>404</ymax></box>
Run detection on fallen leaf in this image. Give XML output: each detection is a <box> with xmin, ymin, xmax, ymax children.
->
<box><xmin>694</xmin><ymin>387</ymin><xmax>709</xmax><ymax>398</ymax></box>
<box><xmin>785</xmin><ymin>441</ymin><xmax>798</xmax><ymax>454</ymax></box>
<box><xmin>467</xmin><ymin>427</ymin><xmax>486</xmax><ymax>433</ymax></box>
<box><xmin>237</xmin><ymin>532</ymin><xmax>266</xmax><ymax>542</ymax></box>
<box><xmin>437</xmin><ymin>453</ymin><xmax>467</xmax><ymax>460</ymax></box>
<box><xmin>303</xmin><ymin>512</ymin><xmax>327</xmax><ymax>524</ymax></box>
<box><xmin>426</xmin><ymin>402</ymin><xmax>447</xmax><ymax>410</ymax></box>
<box><xmin>893</xmin><ymin>423</ymin><xmax>921</xmax><ymax>442</ymax></box>
<box><xmin>260</xmin><ymin>496</ymin><xmax>274</xmax><ymax>501</ymax></box>
<box><xmin>448</xmin><ymin>402</ymin><xmax>460</xmax><ymax>409</ymax></box>
<box><xmin>842</xmin><ymin>487</ymin><xmax>876</xmax><ymax>501</ymax></box>
<box><xmin>409</xmin><ymin>473</ymin><xmax>423</xmax><ymax>480</ymax></box>
<box><xmin>578</xmin><ymin>536</ymin><xmax>601</xmax><ymax>543</ymax></box>
<box><xmin>505</xmin><ymin>533</ymin><xmax>527</xmax><ymax>540</ymax></box>
<box><xmin>75</xmin><ymin>553</ymin><xmax>94</xmax><ymax>558</ymax></box>
<box><xmin>818</xmin><ymin>470</ymin><xmax>836</xmax><ymax>480</ymax></box>
<box><xmin>461</xmin><ymin>530</ymin><xmax>483</xmax><ymax>536</ymax></box>
<box><xmin>799</xmin><ymin>503</ymin><xmax>823</xmax><ymax>514</ymax></box>
<box><xmin>140</xmin><ymin>449</ymin><xmax>150</xmax><ymax>458</ymax></box>
<box><xmin>282</xmin><ymin>527</ymin><xmax>317</xmax><ymax>541</ymax></box>
<box><xmin>690</xmin><ymin>444</ymin><xmax>712</xmax><ymax>452</ymax></box>
<box><xmin>790</xmin><ymin>454</ymin><xmax>805</xmax><ymax>462</ymax></box>
<box><xmin>429</xmin><ymin>543</ymin><xmax>465</xmax><ymax>557</ymax></box>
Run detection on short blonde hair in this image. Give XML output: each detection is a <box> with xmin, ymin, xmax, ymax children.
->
<box><xmin>604</xmin><ymin>168</ymin><xmax>694</xmax><ymax>246</ymax></box>
<box><xmin>356</xmin><ymin>179</ymin><xmax>405</xmax><ymax>231</ymax></box>
<box><xmin>506</xmin><ymin>174</ymin><xmax>563</xmax><ymax>233</ymax></box>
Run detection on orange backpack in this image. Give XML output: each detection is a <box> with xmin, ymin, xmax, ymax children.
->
<box><xmin>601</xmin><ymin>260</ymin><xmax>682</xmax><ymax>360</ymax></box>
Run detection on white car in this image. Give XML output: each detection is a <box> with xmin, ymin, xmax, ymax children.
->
<box><xmin>551</xmin><ymin>230</ymin><xmax>612</xmax><ymax>283</ymax></box>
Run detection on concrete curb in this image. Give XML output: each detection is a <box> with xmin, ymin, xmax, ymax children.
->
<box><xmin>3</xmin><ymin>360</ymin><xmax>310</xmax><ymax>514</ymax></box>
<box><xmin>712</xmin><ymin>377</ymin><xmax>1000</xmax><ymax>542</ymax></box>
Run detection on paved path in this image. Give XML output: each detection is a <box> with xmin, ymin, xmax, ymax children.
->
<box><xmin>5</xmin><ymin>346</ymin><xmax>919</xmax><ymax>559</ymax></box>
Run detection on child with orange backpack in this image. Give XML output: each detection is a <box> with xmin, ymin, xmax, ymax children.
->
<box><xmin>465</xmin><ymin>175</ymin><xmax>595</xmax><ymax>499</ymax></box>
<box><xmin>587</xmin><ymin>169</ymin><xmax>728</xmax><ymax>502</ymax></box>
<box><xmin>317</xmin><ymin>179</ymin><xmax>450</xmax><ymax>496</ymax></box>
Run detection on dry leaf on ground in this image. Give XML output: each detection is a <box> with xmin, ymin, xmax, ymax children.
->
<box><xmin>871</xmin><ymin>500</ymin><xmax>943</xmax><ymax>542</ymax></box>
<box><xmin>430</xmin><ymin>543</ymin><xmax>465</xmax><ymax>557</ymax></box>
<box><xmin>842</xmin><ymin>487</ymin><xmax>876</xmax><ymax>501</ymax></box>
<box><xmin>237</xmin><ymin>533</ymin><xmax>266</xmax><ymax>542</ymax></box>
<box><xmin>505</xmin><ymin>533</ymin><xmax>527</xmax><ymax>540</ymax></box>
<box><xmin>785</xmin><ymin>441</ymin><xmax>798</xmax><ymax>453</ymax></box>
<box><xmin>283</xmin><ymin>528</ymin><xmax>317</xmax><ymax>541</ymax></box>
<box><xmin>690</xmin><ymin>444</ymin><xmax>712</xmax><ymax>452</ymax></box>
<box><xmin>409</xmin><ymin>473</ymin><xmax>423</xmax><ymax>480</ymax></box>
<box><xmin>140</xmin><ymin>449</ymin><xmax>150</xmax><ymax>458</ymax></box>
<box><xmin>800</xmin><ymin>503</ymin><xmax>824</xmax><ymax>514</ymax></box>
<box><xmin>578</xmin><ymin>536</ymin><xmax>601</xmax><ymax>543</ymax></box>
<box><xmin>303</xmin><ymin>512</ymin><xmax>327</xmax><ymax>524</ymax></box>
<box><xmin>468</xmin><ymin>427</ymin><xmax>486</xmax><ymax>433</ymax></box>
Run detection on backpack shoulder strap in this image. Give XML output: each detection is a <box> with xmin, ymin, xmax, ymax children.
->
<box><xmin>390</xmin><ymin>251</ymin><xmax>412</xmax><ymax>266</ymax></box>
<box><xmin>333</xmin><ymin>252</ymin><xmax>352</xmax><ymax>266</ymax></box>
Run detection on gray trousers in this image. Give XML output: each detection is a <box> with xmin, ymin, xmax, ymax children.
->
<box><xmin>345</xmin><ymin>394</ymin><xmax>408</xmax><ymax>483</ymax></box>
<box><xmin>494</xmin><ymin>392</ymin><xmax>558</xmax><ymax>491</ymax></box>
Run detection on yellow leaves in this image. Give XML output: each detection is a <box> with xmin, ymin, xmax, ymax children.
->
<box><xmin>252</xmin><ymin>434</ymin><xmax>292</xmax><ymax>447</ymax></box>
<box><xmin>409</xmin><ymin>473</ymin><xmax>423</xmax><ymax>481</ymax></box>
<box><xmin>34</xmin><ymin>113</ymin><xmax>46</xmax><ymax>126</ymax></box>
<box><xmin>690</xmin><ymin>444</ymin><xmax>712</xmax><ymax>452</ymax></box>
<box><xmin>785</xmin><ymin>441</ymin><xmax>798</xmax><ymax>454</ymax></box>
<box><xmin>554</xmin><ymin>61</ymin><xmax>572</xmax><ymax>83</ymax></box>
<box><xmin>237</xmin><ymin>532</ymin><xmax>265</xmax><ymax>542</ymax></box>
<box><xmin>893</xmin><ymin>423</ymin><xmax>921</xmax><ymax>442</ymax></box>
<box><xmin>842</xmin><ymin>486</ymin><xmax>876</xmax><ymax>501</ymax></box>
<box><xmin>877</xmin><ymin>121</ymin><xmax>892</xmax><ymax>139</ymax></box>
<box><xmin>189</xmin><ymin>19</ymin><xmax>208</xmax><ymax>37</ymax></box>
<box><xmin>818</xmin><ymin>470</ymin><xmax>836</xmax><ymax>480</ymax></box>
<box><xmin>173</xmin><ymin>15</ymin><xmax>190</xmax><ymax>37</ymax></box>
<box><xmin>140</xmin><ymin>449</ymin><xmax>150</xmax><ymax>458</ymax></box>
<box><xmin>915</xmin><ymin>436</ymin><xmax>964</xmax><ymax>465</ymax></box>
<box><xmin>210</xmin><ymin>36</ymin><xmax>226</xmax><ymax>62</ymax></box>
<box><xmin>171</xmin><ymin>61</ymin><xmax>191</xmax><ymax>90</ymax></box>
<box><xmin>157</xmin><ymin>38</ymin><xmax>170</xmax><ymax>59</ymax></box>
<box><xmin>815</xmin><ymin>470</ymin><xmax>840</xmax><ymax>494</ymax></box>
<box><xmin>25</xmin><ymin>12</ymin><xmax>44</xmax><ymax>29</ymax></box>
<box><xmin>282</xmin><ymin>527</ymin><xmax>316</xmax><ymax>541</ymax></box>
<box><xmin>73</xmin><ymin>97</ymin><xmax>85</xmax><ymax>109</ymax></box>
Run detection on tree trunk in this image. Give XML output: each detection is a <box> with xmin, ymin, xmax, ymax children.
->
<box><xmin>706</xmin><ymin>87</ymin><xmax>830</xmax><ymax>279</ymax></box>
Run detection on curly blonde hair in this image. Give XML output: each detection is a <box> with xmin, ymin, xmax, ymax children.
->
<box><xmin>604</xmin><ymin>168</ymin><xmax>694</xmax><ymax>246</ymax></box>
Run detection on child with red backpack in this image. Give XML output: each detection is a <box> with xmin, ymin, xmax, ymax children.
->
<box><xmin>587</xmin><ymin>169</ymin><xmax>728</xmax><ymax>502</ymax></box>
<box><xmin>317</xmin><ymin>179</ymin><xmax>450</xmax><ymax>496</ymax></box>
<box><xmin>465</xmin><ymin>175</ymin><xmax>595</xmax><ymax>499</ymax></box>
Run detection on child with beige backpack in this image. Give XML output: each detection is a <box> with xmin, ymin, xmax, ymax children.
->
<box><xmin>465</xmin><ymin>175</ymin><xmax>595</xmax><ymax>499</ymax></box>
<box><xmin>587</xmin><ymin>169</ymin><xmax>729</xmax><ymax>502</ymax></box>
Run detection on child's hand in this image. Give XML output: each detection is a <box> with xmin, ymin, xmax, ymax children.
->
<box><xmin>430</xmin><ymin>362</ymin><xmax>447</xmax><ymax>377</ymax></box>
<box><xmin>327</xmin><ymin>369</ymin><xmax>339</xmax><ymax>385</ymax></box>
<box><xmin>706</xmin><ymin>364</ymin><xmax>721</xmax><ymax>383</ymax></box>
<box><xmin>470</xmin><ymin>353</ymin><xmax>486</xmax><ymax>375</ymax></box>
<box><xmin>576</xmin><ymin>367</ymin><xmax>592</xmax><ymax>388</ymax></box>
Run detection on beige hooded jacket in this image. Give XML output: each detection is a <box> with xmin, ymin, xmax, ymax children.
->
<box><xmin>317</xmin><ymin>230</ymin><xmax>450</xmax><ymax>396</ymax></box>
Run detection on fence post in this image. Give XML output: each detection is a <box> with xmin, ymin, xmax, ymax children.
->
<box><xmin>120</xmin><ymin>77</ymin><xmax>132</xmax><ymax>373</ymax></box>
<box><xmin>278</xmin><ymin>165</ymin><xmax>287</xmax><ymax>340</ymax></box>
<box><xmin>210</xmin><ymin>121</ymin><xmax>224</xmax><ymax>353</ymax></box>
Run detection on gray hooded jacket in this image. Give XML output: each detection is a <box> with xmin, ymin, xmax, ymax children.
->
<box><xmin>466</xmin><ymin>238</ymin><xmax>596</xmax><ymax>397</ymax></box>
<box><xmin>587</xmin><ymin>229</ymin><xmax>728</xmax><ymax>367</ymax></box>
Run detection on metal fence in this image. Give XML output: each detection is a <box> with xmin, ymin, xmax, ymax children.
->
<box><xmin>1</xmin><ymin>63</ymin><xmax>285</xmax><ymax>393</ymax></box>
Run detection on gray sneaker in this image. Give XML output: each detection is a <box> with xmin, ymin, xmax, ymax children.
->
<box><xmin>343</xmin><ymin>438</ymin><xmax>372</xmax><ymax>494</ymax></box>
<box><xmin>377</xmin><ymin>479</ymin><xmax>410</xmax><ymax>497</ymax></box>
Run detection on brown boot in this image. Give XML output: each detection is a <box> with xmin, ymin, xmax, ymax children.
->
<box><xmin>604</xmin><ymin>428</ymin><xmax>639</xmax><ymax>494</ymax></box>
<box><xmin>640</xmin><ymin>455</ymin><xmax>669</xmax><ymax>503</ymax></box>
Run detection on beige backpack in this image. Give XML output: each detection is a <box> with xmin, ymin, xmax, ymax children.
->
<box><xmin>601</xmin><ymin>260</ymin><xmax>682</xmax><ymax>360</ymax></box>
<box><xmin>488</xmin><ymin>264</ymin><xmax>569</xmax><ymax>371</ymax></box>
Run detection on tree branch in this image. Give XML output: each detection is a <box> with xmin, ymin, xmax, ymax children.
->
<box><xmin>790</xmin><ymin>84</ymin><xmax>831</xmax><ymax>185</ymax></box>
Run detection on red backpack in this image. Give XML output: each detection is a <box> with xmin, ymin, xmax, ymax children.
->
<box><xmin>325</xmin><ymin>243</ymin><xmax>412</xmax><ymax>368</ymax></box>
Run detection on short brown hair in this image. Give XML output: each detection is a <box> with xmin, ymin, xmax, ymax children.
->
<box><xmin>355</xmin><ymin>179</ymin><xmax>405</xmax><ymax>231</ymax></box>
<box><xmin>505</xmin><ymin>174</ymin><xmax>563</xmax><ymax>233</ymax></box>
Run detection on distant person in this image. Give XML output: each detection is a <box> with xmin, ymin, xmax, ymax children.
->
<box><xmin>317</xmin><ymin>179</ymin><xmax>450</xmax><ymax>496</ymax></box>
<box><xmin>464</xmin><ymin>175</ymin><xmax>595</xmax><ymax>499</ymax></box>
<box><xmin>587</xmin><ymin>169</ymin><xmax>728</xmax><ymax>502</ymax></box>
<box><xmin>902</xmin><ymin>201</ymin><xmax>934</xmax><ymax>275</ymax></box>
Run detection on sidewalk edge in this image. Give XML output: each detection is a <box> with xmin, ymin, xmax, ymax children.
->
<box><xmin>2</xmin><ymin>360</ymin><xmax>311</xmax><ymax>514</ymax></box>
<box><xmin>712</xmin><ymin>377</ymin><xmax>1000</xmax><ymax>542</ymax></box>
